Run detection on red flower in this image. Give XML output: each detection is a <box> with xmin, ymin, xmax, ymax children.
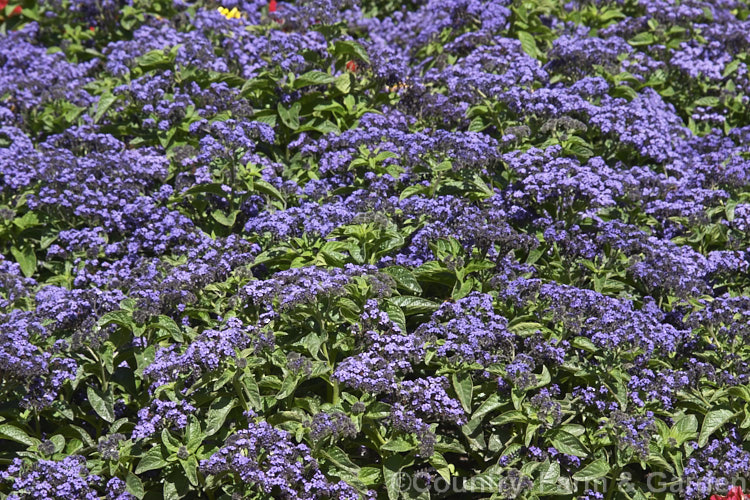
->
<box><xmin>345</xmin><ymin>60</ymin><xmax>357</xmax><ymax>72</ymax></box>
<box><xmin>0</xmin><ymin>0</ymin><xmax>22</xmax><ymax>15</ymax></box>
<box><xmin>712</xmin><ymin>486</ymin><xmax>749</xmax><ymax>500</ymax></box>
<box><xmin>269</xmin><ymin>0</ymin><xmax>277</xmax><ymax>13</ymax></box>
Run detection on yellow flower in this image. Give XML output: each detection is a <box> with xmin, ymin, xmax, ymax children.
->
<box><xmin>385</xmin><ymin>81</ymin><xmax>411</xmax><ymax>93</ymax></box>
<box><xmin>217</xmin><ymin>6</ymin><xmax>242</xmax><ymax>19</ymax></box>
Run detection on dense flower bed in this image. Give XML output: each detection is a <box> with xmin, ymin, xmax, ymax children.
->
<box><xmin>1</xmin><ymin>0</ymin><xmax>750</xmax><ymax>498</ymax></box>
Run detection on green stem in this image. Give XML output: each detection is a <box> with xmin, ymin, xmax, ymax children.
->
<box><xmin>606</xmin><ymin>466</ymin><xmax>621</xmax><ymax>500</ymax></box>
<box><xmin>365</xmin><ymin>424</ymin><xmax>386</xmax><ymax>447</ymax></box>
<box><xmin>87</xmin><ymin>346</ymin><xmax>108</xmax><ymax>390</ymax></box>
<box><xmin>34</xmin><ymin>410</ymin><xmax>41</xmax><ymax>438</ymax></box>
<box><xmin>430</xmin><ymin>170</ymin><xmax>442</xmax><ymax>198</ymax></box>
<box><xmin>331</xmin><ymin>378</ymin><xmax>340</xmax><ymax>406</ymax></box>
<box><xmin>233</xmin><ymin>372</ymin><xmax>249</xmax><ymax>412</ymax></box>
<box><xmin>201</xmin><ymin>474</ymin><xmax>215</xmax><ymax>500</ymax></box>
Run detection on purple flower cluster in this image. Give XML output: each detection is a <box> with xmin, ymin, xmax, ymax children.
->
<box><xmin>308</xmin><ymin>411</ymin><xmax>357</xmax><ymax>441</ymax></box>
<box><xmin>1</xmin><ymin>456</ymin><xmax>101</xmax><ymax>500</ymax></box>
<box><xmin>132</xmin><ymin>399</ymin><xmax>197</xmax><ymax>439</ymax></box>
<box><xmin>143</xmin><ymin>317</ymin><xmax>267</xmax><ymax>389</ymax></box>
<box><xmin>200</xmin><ymin>420</ymin><xmax>361</xmax><ymax>499</ymax></box>
<box><xmin>417</xmin><ymin>292</ymin><xmax>513</xmax><ymax>366</ymax></box>
<box><xmin>683</xmin><ymin>432</ymin><xmax>750</xmax><ymax>499</ymax></box>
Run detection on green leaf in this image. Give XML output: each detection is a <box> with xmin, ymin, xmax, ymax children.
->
<box><xmin>136</xmin><ymin>47</ymin><xmax>177</xmax><ymax>69</ymax></box>
<box><xmin>470</xmin><ymin>174</ymin><xmax>494</xmax><ymax>198</ymax></box>
<box><xmin>572</xmin><ymin>458</ymin><xmax>610</xmax><ymax>481</ymax></box>
<box><xmin>365</xmin><ymin>402</ymin><xmax>391</xmax><ymax>420</ymax></box>
<box><xmin>472</xmin><ymin>393</ymin><xmax>503</xmax><ymax>421</ymax></box>
<box><xmin>358</xmin><ymin>466</ymin><xmax>382</xmax><ymax>486</ymax></box>
<box><xmin>0</xmin><ymin>424</ymin><xmax>39</xmax><ymax>447</ymax></box>
<box><xmin>659</xmin><ymin>86</ymin><xmax>675</xmax><ymax>97</ymax></box>
<box><xmin>399</xmin><ymin>184</ymin><xmax>430</xmax><ymax>200</ymax></box>
<box><xmin>254</xmin><ymin>179</ymin><xmax>285</xmax><ymax>203</ymax></box>
<box><xmin>599</xmin><ymin>8</ymin><xmax>626</xmax><ymax>22</ymax></box>
<box><xmin>517</xmin><ymin>31</ymin><xmax>539</xmax><ymax>58</ymax></box>
<box><xmin>384</xmin><ymin>266</ymin><xmax>423</xmax><ymax>295</ymax></box>
<box><xmin>571</xmin><ymin>336</ymin><xmax>597</xmax><ymax>352</ymax></box>
<box><xmin>381</xmin><ymin>437</ymin><xmax>416</xmax><ymax>452</ymax></box>
<box><xmin>275</xmin><ymin>374</ymin><xmax>300</xmax><ymax>399</ymax></box>
<box><xmin>320</xmin><ymin>446</ymin><xmax>360</xmax><ymax>474</ymax></box>
<box><xmin>241</xmin><ymin>75</ymin><xmax>275</xmax><ymax>94</ymax></box>
<box><xmin>383</xmin><ymin>455</ymin><xmax>405</xmax><ymax>500</ymax></box>
<box><xmin>525</xmin><ymin>422</ymin><xmax>540</xmax><ymax>447</ymax></box>
<box><xmin>566</xmin><ymin>142</ymin><xmax>594</xmax><ymax>159</ymax></box>
<box><xmin>560</xmin><ymin>424</ymin><xmax>585</xmax><ymax>437</ymax></box>
<box><xmin>490</xmin><ymin>410</ymin><xmax>527</xmax><ymax>426</ymax></box>
<box><xmin>125</xmin><ymin>472</ymin><xmax>145</xmax><ymax>500</ymax></box>
<box><xmin>183</xmin><ymin>182</ymin><xmax>228</xmax><ymax>198</ymax></box>
<box><xmin>698</xmin><ymin>409</ymin><xmax>735</xmax><ymax>447</ymax></box>
<box><xmin>452</xmin><ymin>278</ymin><xmax>474</xmax><ymax>301</ymax></box>
<box><xmin>508</xmin><ymin>322</ymin><xmax>543</xmax><ymax>336</ymax></box>
<box><xmin>10</xmin><ymin>246</ymin><xmax>36</xmax><ymax>278</ymax></box>
<box><xmin>384</xmin><ymin>302</ymin><xmax>407</xmax><ymax>334</ymax></box>
<box><xmin>644</xmin><ymin>68</ymin><xmax>667</xmax><ymax>86</ymax></box>
<box><xmin>413</xmin><ymin>262</ymin><xmax>453</xmax><ymax>286</ymax></box>
<box><xmin>531</xmin><ymin>364</ymin><xmax>551</xmax><ymax>390</ymax></box>
<box><xmin>462</xmin><ymin>414</ymin><xmax>486</xmax><ymax>452</ymax></box>
<box><xmin>311</xmin><ymin>120</ymin><xmax>340</xmax><ymax>134</ymax></box>
<box><xmin>434</xmin><ymin>435</ymin><xmax>466</xmax><ymax>454</ymax></box>
<box><xmin>94</xmin><ymin>92</ymin><xmax>118</xmax><ymax>123</ymax></box>
<box><xmin>723</xmin><ymin>59</ymin><xmax>741</xmax><ymax>78</ymax></box>
<box><xmin>429</xmin><ymin>452</ymin><xmax>452</xmax><ymax>482</ymax></box>
<box><xmin>694</xmin><ymin>96</ymin><xmax>720</xmax><ymax>107</ymax></box>
<box><xmin>334</xmin><ymin>73</ymin><xmax>351</xmax><ymax>94</ymax></box>
<box><xmin>612</xmin><ymin>85</ymin><xmax>639</xmax><ymax>100</ymax></box>
<box><xmin>550</xmin><ymin>430</ymin><xmax>588</xmax><ymax>457</ymax></box>
<box><xmin>153</xmin><ymin>315</ymin><xmax>183</xmax><ymax>342</ymax></box>
<box><xmin>135</xmin><ymin>446</ymin><xmax>167</xmax><ymax>474</ymax></box>
<box><xmin>468</xmin><ymin>116</ymin><xmax>485</xmax><ymax>132</ymax></box>
<box><xmin>387</xmin><ymin>296</ymin><xmax>439</xmax><ymax>315</ymax></box>
<box><xmin>277</xmin><ymin>102</ymin><xmax>301</xmax><ymax>130</ymax></box>
<box><xmin>332</xmin><ymin>40</ymin><xmax>370</xmax><ymax>63</ymax></box>
<box><xmin>12</xmin><ymin>212</ymin><xmax>39</xmax><ymax>231</ymax></box>
<box><xmin>87</xmin><ymin>386</ymin><xmax>115</xmax><ymax>423</ymax></box>
<box><xmin>48</xmin><ymin>434</ymin><xmax>65</xmax><ymax>453</ymax></box>
<box><xmin>180</xmin><ymin>456</ymin><xmax>199</xmax><ymax>486</ymax></box>
<box><xmin>431</xmin><ymin>160</ymin><xmax>452</xmax><ymax>173</ymax></box>
<box><xmin>452</xmin><ymin>372</ymin><xmax>473</xmax><ymax>414</ymax></box>
<box><xmin>163</xmin><ymin>479</ymin><xmax>178</xmax><ymax>500</ymax></box>
<box><xmin>185</xmin><ymin>416</ymin><xmax>202</xmax><ymax>449</ymax></box>
<box><xmin>20</xmin><ymin>7</ymin><xmax>40</xmax><ymax>20</ymax></box>
<box><xmin>670</xmin><ymin>414</ymin><xmax>698</xmax><ymax>445</ymax></box>
<box><xmin>241</xmin><ymin>374</ymin><xmax>262</xmax><ymax>410</ymax></box>
<box><xmin>161</xmin><ymin>428</ymin><xmax>180</xmax><ymax>453</ymax></box>
<box><xmin>465</xmin><ymin>472</ymin><xmax>501</xmax><ymax>493</ymax></box>
<box><xmin>134</xmin><ymin>345</ymin><xmax>156</xmax><ymax>377</ymax></box>
<box><xmin>726</xmin><ymin>199</ymin><xmax>738</xmax><ymax>222</ymax></box>
<box><xmin>628</xmin><ymin>32</ymin><xmax>655</xmax><ymax>46</ymax></box>
<box><xmin>647</xmin><ymin>453</ymin><xmax>674</xmax><ymax>473</ymax></box>
<box><xmin>536</xmin><ymin>460</ymin><xmax>560</xmax><ymax>493</ymax></box>
<box><xmin>294</xmin><ymin>70</ymin><xmax>335</xmax><ymax>88</ymax></box>
<box><xmin>205</xmin><ymin>396</ymin><xmax>236</xmax><ymax>436</ymax></box>
<box><xmin>211</xmin><ymin>209</ymin><xmax>238</xmax><ymax>227</ymax></box>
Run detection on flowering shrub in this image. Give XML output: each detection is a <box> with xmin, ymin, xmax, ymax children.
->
<box><xmin>1</xmin><ymin>0</ymin><xmax>750</xmax><ymax>499</ymax></box>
